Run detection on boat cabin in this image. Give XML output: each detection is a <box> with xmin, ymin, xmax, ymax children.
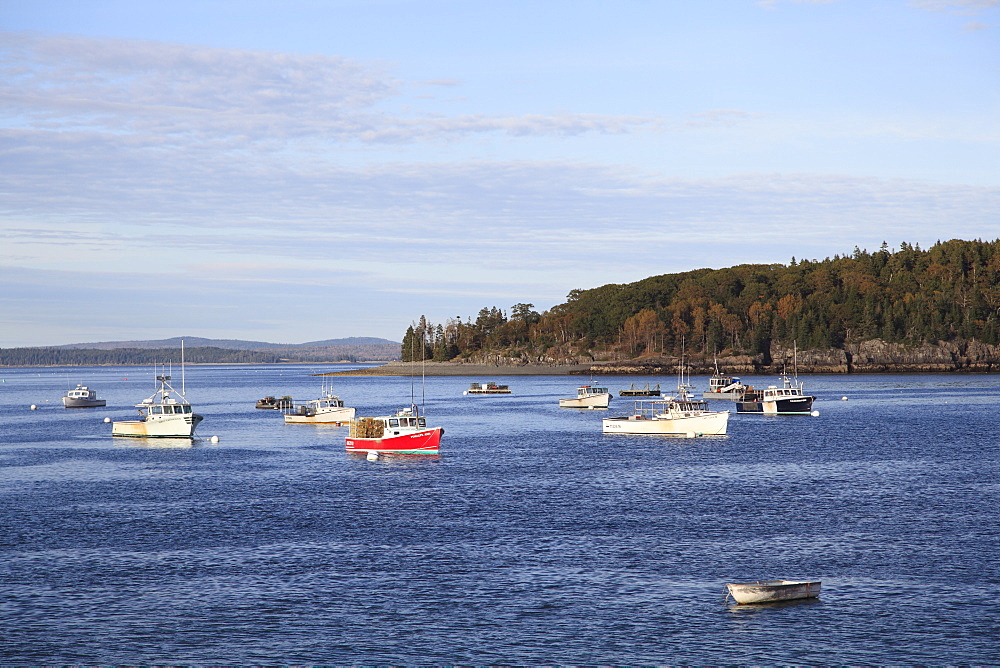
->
<box><xmin>387</xmin><ymin>414</ymin><xmax>427</xmax><ymax>429</ymax></box>
<box><xmin>577</xmin><ymin>385</ymin><xmax>609</xmax><ymax>398</ymax></box>
<box><xmin>627</xmin><ymin>397</ymin><xmax>711</xmax><ymax>419</ymax></box>
<box><xmin>763</xmin><ymin>385</ymin><xmax>802</xmax><ymax>399</ymax></box>
<box><xmin>314</xmin><ymin>396</ymin><xmax>345</xmax><ymax>408</ymax></box>
<box><xmin>148</xmin><ymin>404</ymin><xmax>194</xmax><ymax>415</ymax></box>
<box><xmin>708</xmin><ymin>375</ymin><xmax>742</xmax><ymax>392</ymax></box>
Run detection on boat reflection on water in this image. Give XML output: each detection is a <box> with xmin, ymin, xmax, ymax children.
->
<box><xmin>725</xmin><ymin>596</ymin><xmax>823</xmax><ymax>612</ymax></box>
<box><xmin>114</xmin><ymin>437</ymin><xmax>198</xmax><ymax>449</ymax></box>
<box><xmin>346</xmin><ymin>450</ymin><xmax>441</xmax><ymax>463</ymax></box>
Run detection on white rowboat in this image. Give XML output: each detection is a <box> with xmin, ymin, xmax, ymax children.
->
<box><xmin>725</xmin><ymin>580</ymin><xmax>821</xmax><ymax>604</ymax></box>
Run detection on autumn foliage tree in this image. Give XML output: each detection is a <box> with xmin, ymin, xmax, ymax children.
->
<box><xmin>404</xmin><ymin>239</ymin><xmax>1000</xmax><ymax>361</ymax></box>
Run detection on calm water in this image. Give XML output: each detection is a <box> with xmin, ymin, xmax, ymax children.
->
<box><xmin>1</xmin><ymin>365</ymin><xmax>998</xmax><ymax>665</ymax></box>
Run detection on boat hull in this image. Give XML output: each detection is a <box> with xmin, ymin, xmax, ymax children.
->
<box><xmin>736</xmin><ymin>395</ymin><xmax>814</xmax><ymax>415</ymax></box>
<box><xmin>284</xmin><ymin>407</ymin><xmax>356</xmax><ymax>424</ymax></box>
<box><xmin>63</xmin><ymin>397</ymin><xmax>107</xmax><ymax>408</ymax></box>
<box><xmin>560</xmin><ymin>394</ymin><xmax>611</xmax><ymax>409</ymax></box>
<box><xmin>726</xmin><ymin>580</ymin><xmax>821</xmax><ymax>604</ymax></box>
<box><xmin>603</xmin><ymin>411</ymin><xmax>729</xmax><ymax>436</ymax></box>
<box><xmin>112</xmin><ymin>414</ymin><xmax>203</xmax><ymax>438</ymax></box>
<box><xmin>345</xmin><ymin>427</ymin><xmax>443</xmax><ymax>454</ymax></box>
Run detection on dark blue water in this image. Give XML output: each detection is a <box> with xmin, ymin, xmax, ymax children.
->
<box><xmin>2</xmin><ymin>365</ymin><xmax>999</xmax><ymax>664</ymax></box>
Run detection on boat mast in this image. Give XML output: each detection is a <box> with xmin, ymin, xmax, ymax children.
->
<box><xmin>793</xmin><ymin>340</ymin><xmax>800</xmax><ymax>389</ymax></box>
<box><xmin>181</xmin><ymin>338</ymin><xmax>186</xmax><ymax>396</ymax></box>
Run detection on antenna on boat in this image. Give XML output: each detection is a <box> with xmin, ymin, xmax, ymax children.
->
<box><xmin>181</xmin><ymin>338</ymin><xmax>186</xmax><ymax>396</ymax></box>
<box><xmin>793</xmin><ymin>340</ymin><xmax>800</xmax><ymax>388</ymax></box>
<box><xmin>409</xmin><ymin>330</ymin><xmax>415</xmax><ymax>408</ymax></box>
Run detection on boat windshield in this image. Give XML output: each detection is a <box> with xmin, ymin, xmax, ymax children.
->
<box><xmin>151</xmin><ymin>405</ymin><xmax>192</xmax><ymax>414</ymax></box>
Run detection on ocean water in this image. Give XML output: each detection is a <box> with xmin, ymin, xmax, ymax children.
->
<box><xmin>1</xmin><ymin>365</ymin><xmax>998</xmax><ymax>665</ymax></box>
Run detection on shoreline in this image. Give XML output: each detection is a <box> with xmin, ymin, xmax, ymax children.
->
<box><xmin>320</xmin><ymin>361</ymin><xmax>1000</xmax><ymax>376</ymax></box>
<box><xmin>320</xmin><ymin>361</ymin><xmax>596</xmax><ymax>376</ymax></box>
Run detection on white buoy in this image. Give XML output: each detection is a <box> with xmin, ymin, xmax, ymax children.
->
<box><xmin>811</xmin><ymin>410</ymin><xmax>820</xmax><ymax>417</ymax></box>
<box><xmin>841</xmin><ymin>396</ymin><xmax>848</xmax><ymax>401</ymax></box>
<box><xmin>210</xmin><ymin>435</ymin><xmax>220</xmax><ymax>443</ymax></box>
<box><xmin>366</xmin><ymin>451</ymin><xmax>379</xmax><ymax>461</ymax></box>
<box><xmin>30</xmin><ymin>404</ymin><xmax>37</xmax><ymax>410</ymax></box>
<box><xmin>104</xmin><ymin>417</ymin><xmax>111</xmax><ymax>423</ymax></box>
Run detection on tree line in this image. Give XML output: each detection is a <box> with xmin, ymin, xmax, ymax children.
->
<box><xmin>401</xmin><ymin>239</ymin><xmax>1000</xmax><ymax>361</ymax></box>
<box><xmin>0</xmin><ymin>346</ymin><xmax>285</xmax><ymax>366</ymax></box>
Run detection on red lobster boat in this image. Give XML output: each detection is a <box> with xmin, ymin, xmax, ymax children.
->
<box><xmin>345</xmin><ymin>405</ymin><xmax>443</xmax><ymax>455</ymax></box>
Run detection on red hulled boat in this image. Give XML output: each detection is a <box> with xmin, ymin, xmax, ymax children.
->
<box><xmin>345</xmin><ymin>405</ymin><xmax>443</xmax><ymax>455</ymax></box>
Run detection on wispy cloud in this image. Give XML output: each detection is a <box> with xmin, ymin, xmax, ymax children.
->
<box><xmin>1</xmin><ymin>26</ymin><xmax>996</xmax><ymax>346</ymax></box>
<box><xmin>0</xmin><ymin>32</ymin><xmax>690</xmax><ymax>147</ymax></box>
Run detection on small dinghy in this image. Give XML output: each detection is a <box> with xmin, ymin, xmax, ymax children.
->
<box><xmin>725</xmin><ymin>580</ymin><xmax>821</xmax><ymax>605</ymax></box>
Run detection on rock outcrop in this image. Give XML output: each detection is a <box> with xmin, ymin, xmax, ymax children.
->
<box><xmin>588</xmin><ymin>339</ymin><xmax>1000</xmax><ymax>374</ymax></box>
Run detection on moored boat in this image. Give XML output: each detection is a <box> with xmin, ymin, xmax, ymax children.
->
<box><xmin>619</xmin><ymin>382</ymin><xmax>661</xmax><ymax>397</ymax></box>
<box><xmin>603</xmin><ymin>384</ymin><xmax>729</xmax><ymax>436</ymax></box>
<box><xmin>112</xmin><ymin>373</ymin><xmax>203</xmax><ymax>438</ymax></box>
<box><xmin>464</xmin><ymin>382</ymin><xmax>512</xmax><ymax>395</ymax></box>
<box><xmin>702</xmin><ymin>369</ymin><xmax>746</xmax><ymax>400</ymax></box>
<box><xmin>559</xmin><ymin>383</ymin><xmax>612</xmax><ymax>409</ymax></box>
<box><xmin>284</xmin><ymin>390</ymin><xmax>355</xmax><ymax>424</ymax></box>
<box><xmin>62</xmin><ymin>384</ymin><xmax>106</xmax><ymax>408</ymax></box>
<box><xmin>735</xmin><ymin>374</ymin><xmax>815</xmax><ymax>415</ymax></box>
<box><xmin>256</xmin><ymin>395</ymin><xmax>293</xmax><ymax>409</ymax></box>
<box><xmin>345</xmin><ymin>405</ymin><xmax>442</xmax><ymax>455</ymax></box>
<box><xmin>725</xmin><ymin>580</ymin><xmax>821</xmax><ymax>604</ymax></box>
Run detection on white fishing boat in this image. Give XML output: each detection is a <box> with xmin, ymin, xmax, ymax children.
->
<box><xmin>702</xmin><ymin>363</ymin><xmax>746</xmax><ymax>400</ymax></box>
<box><xmin>112</xmin><ymin>373</ymin><xmax>203</xmax><ymax>438</ymax></box>
<box><xmin>725</xmin><ymin>580</ymin><xmax>821</xmax><ymax>604</ymax></box>
<box><xmin>603</xmin><ymin>383</ymin><xmax>729</xmax><ymax>436</ymax></box>
<box><xmin>62</xmin><ymin>384</ymin><xmax>106</xmax><ymax>408</ymax></box>
<box><xmin>284</xmin><ymin>388</ymin><xmax>355</xmax><ymax>424</ymax></box>
<box><xmin>464</xmin><ymin>382</ymin><xmax>512</xmax><ymax>395</ymax></box>
<box><xmin>559</xmin><ymin>383</ymin><xmax>612</xmax><ymax>409</ymax></box>
<box><xmin>112</xmin><ymin>343</ymin><xmax>202</xmax><ymax>439</ymax></box>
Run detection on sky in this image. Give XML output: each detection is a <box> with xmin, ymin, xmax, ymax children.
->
<box><xmin>1</xmin><ymin>0</ymin><xmax>998</xmax><ymax>347</ymax></box>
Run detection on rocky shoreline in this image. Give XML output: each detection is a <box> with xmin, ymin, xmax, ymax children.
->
<box><xmin>325</xmin><ymin>338</ymin><xmax>1000</xmax><ymax>376</ymax></box>
<box><xmin>325</xmin><ymin>361</ymin><xmax>596</xmax><ymax>376</ymax></box>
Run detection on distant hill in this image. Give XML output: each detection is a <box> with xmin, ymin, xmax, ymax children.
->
<box><xmin>1</xmin><ymin>336</ymin><xmax>402</xmax><ymax>366</ymax></box>
<box><xmin>56</xmin><ymin>336</ymin><xmax>398</xmax><ymax>352</ymax></box>
<box><xmin>0</xmin><ymin>346</ymin><xmax>285</xmax><ymax>366</ymax></box>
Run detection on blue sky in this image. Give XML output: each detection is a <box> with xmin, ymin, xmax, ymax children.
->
<box><xmin>1</xmin><ymin>0</ymin><xmax>998</xmax><ymax>347</ymax></box>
